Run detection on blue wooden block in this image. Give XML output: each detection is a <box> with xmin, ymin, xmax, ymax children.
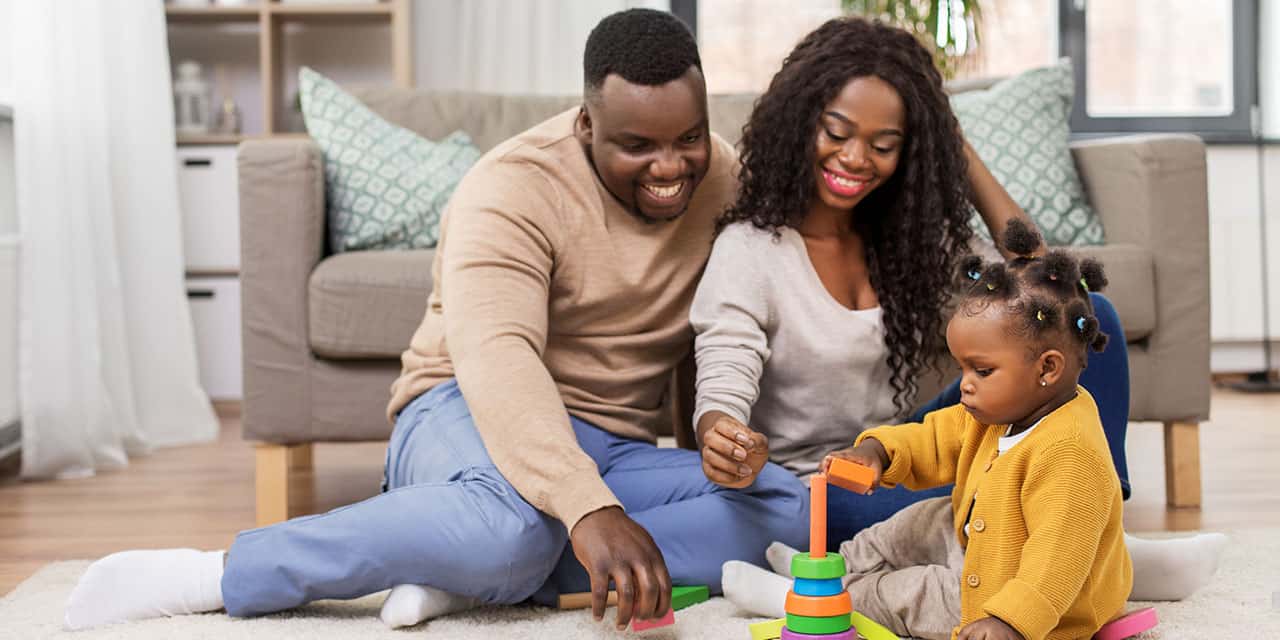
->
<box><xmin>792</xmin><ymin>577</ymin><xmax>843</xmax><ymax>597</ymax></box>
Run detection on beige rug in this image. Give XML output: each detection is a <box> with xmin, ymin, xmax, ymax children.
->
<box><xmin>3</xmin><ymin>530</ymin><xmax>1277</xmax><ymax>639</ymax></box>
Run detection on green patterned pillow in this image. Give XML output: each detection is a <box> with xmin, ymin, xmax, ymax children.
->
<box><xmin>951</xmin><ymin>60</ymin><xmax>1105</xmax><ymax>246</ymax></box>
<box><xmin>299</xmin><ymin>67</ymin><xmax>480</xmax><ymax>252</ymax></box>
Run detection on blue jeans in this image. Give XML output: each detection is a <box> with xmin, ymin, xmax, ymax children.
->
<box><xmin>221</xmin><ymin>379</ymin><xmax>809</xmax><ymax>617</ymax></box>
<box><xmin>825</xmin><ymin>292</ymin><xmax>1131</xmax><ymax>549</ymax></box>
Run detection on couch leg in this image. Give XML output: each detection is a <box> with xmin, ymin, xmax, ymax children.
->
<box><xmin>256</xmin><ymin>444</ymin><xmax>300</xmax><ymax>526</ymax></box>
<box><xmin>288</xmin><ymin>443</ymin><xmax>313</xmax><ymax>471</ymax></box>
<box><xmin>1163</xmin><ymin>421</ymin><xmax>1202</xmax><ymax>508</ymax></box>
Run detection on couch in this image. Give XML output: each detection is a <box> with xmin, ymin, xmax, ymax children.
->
<box><xmin>237</xmin><ymin>87</ymin><xmax>1209</xmax><ymax>526</ymax></box>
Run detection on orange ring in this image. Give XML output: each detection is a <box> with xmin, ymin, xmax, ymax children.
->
<box><xmin>786</xmin><ymin>591</ymin><xmax>852</xmax><ymax>617</ymax></box>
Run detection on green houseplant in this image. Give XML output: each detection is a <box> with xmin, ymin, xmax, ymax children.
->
<box><xmin>842</xmin><ymin>0</ymin><xmax>982</xmax><ymax>79</ymax></box>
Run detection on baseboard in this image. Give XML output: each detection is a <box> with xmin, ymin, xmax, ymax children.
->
<box><xmin>0</xmin><ymin>419</ymin><xmax>19</xmax><ymax>463</ymax></box>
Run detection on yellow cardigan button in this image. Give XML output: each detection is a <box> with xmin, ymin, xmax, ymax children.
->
<box><xmin>967</xmin><ymin>574</ymin><xmax>981</xmax><ymax>588</ymax></box>
<box><xmin>972</xmin><ymin>518</ymin><xmax>986</xmax><ymax>533</ymax></box>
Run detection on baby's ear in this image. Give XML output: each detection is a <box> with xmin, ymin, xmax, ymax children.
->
<box><xmin>1038</xmin><ymin>348</ymin><xmax>1068</xmax><ymax>385</ymax></box>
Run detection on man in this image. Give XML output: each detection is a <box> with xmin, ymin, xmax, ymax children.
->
<box><xmin>64</xmin><ymin>9</ymin><xmax>808</xmax><ymax>632</ymax></box>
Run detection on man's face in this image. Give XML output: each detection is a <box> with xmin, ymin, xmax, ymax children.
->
<box><xmin>576</xmin><ymin>68</ymin><xmax>712</xmax><ymax>223</ymax></box>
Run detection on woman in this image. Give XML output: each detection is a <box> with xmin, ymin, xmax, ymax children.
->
<box><xmin>691</xmin><ymin>21</ymin><xmax>1221</xmax><ymax>622</ymax></box>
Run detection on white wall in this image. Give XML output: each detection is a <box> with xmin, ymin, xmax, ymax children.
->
<box><xmin>0</xmin><ymin>0</ymin><xmax>11</xmax><ymax>102</ymax></box>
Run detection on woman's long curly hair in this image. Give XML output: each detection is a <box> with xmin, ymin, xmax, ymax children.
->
<box><xmin>719</xmin><ymin>17</ymin><xmax>974</xmax><ymax>415</ymax></box>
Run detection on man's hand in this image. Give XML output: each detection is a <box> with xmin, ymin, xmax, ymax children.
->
<box><xmin>697</xmin><ymin>411</ymin><xmax>768</xmax><ymax>488</ymax></box>
<box><xmin>957</xmin><ymin>616</ymin><xmax>1025</xmax><ymax>640</ymax></box>
<box><xmin>821</xmin><ymin>438</ymin><xmax>888</xmax><ymax>493</ymax></box>
<box><xmin>570</xmin><ymin>506</ymin><xmax>672</xmax><ymax>630</ymax></box>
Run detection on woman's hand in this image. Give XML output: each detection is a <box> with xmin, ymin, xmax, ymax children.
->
<box><xmin>697</xmin><ymin>411</ymin><xmax>769</xmax><ymax>488</ymax></box>
<box><xmin>821</xmin><ymin>438</ymin><xmax>889</xmax><ymax>492</ymax></box>
<box><xmin>956</xmin><ymin>616</ymin><xmax>1025</xmax><ymax>640</ymax></box>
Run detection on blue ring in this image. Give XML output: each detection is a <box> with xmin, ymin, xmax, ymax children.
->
<box><xmin>792</xmin><ymin>577</ymin><xmax>844</xmax><ymax>597</ymax></box>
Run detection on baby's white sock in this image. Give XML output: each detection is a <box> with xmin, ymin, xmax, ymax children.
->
<box><xmin>1127</xmin><ymin>532</ymin><xmax>1228</xmax><ymax>601</ymax></box>
<box><xmin>765</xmin><ymin>541</ymin><xmax>802</xmax><ymax>578</ymax></box>
<box><xmin>64</xmin><ymin>549</ymin><xmax>225</xmax><ymax>630</ymax></box>
<box><xmin>379</xmin><ymin>583</ymin><xmax>481</xmax><ymax>628</ymax></box>
<box><xmin>721</xmin><ymin>560</ymin><xmax>791</xmax><ymax>619</ymax></box>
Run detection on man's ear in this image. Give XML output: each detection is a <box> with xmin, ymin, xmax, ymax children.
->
<box><xmin>574</xmin><ymin>104</ymin><xmax>594</xmax><ymax>146</ymax></box>
<box><xmin>1038</xmin><ymin>349</ymin><xmax>1067</xmax><ymax>387</ymax></box>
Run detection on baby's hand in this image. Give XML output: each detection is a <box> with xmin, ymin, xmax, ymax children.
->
<box><xmin>821</xmin><ymin>439</ymin><xmax>888</xmax><ymax>493</ymax></box>
<box><xmin>957</xmin><ymin>616</ymin><xmax>1025</xmax><ymax>640</ymax></box>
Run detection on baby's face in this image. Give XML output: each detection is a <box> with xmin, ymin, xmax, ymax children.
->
<box><xmin>945</xmin><ymin>306</ymin><xmax>1046</xmax><ymax>427</ymax></box>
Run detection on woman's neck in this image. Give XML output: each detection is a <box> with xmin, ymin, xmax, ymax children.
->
<box><xmin>800</xmin><ymin>200</ymin><xmax>854</xmax><ymax>239</ymax></box>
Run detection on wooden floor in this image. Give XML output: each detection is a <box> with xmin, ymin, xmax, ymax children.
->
<box><xmin>2</xmin><ymin>388</ymin><xmax>1277</xmax><ymax>596</ymax></box>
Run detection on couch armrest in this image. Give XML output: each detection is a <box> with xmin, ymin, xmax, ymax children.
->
<box><xmin>238</xmin><ymin>138</ymin><xmax>326</xmax><ymax>442</ymax></box>
<box><xmin>1070</xmin><ymin>134</ymin><xmax>1210</xmax><ymax>422</ymax></box>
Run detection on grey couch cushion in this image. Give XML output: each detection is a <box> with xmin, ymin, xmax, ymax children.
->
<box><xmin>309</xmin><ymin>250</ymin><xmax>435</xmax><ymax>358</ymax></box>
<box><xmin>1075</xmin><ymin>243</ymin><xmax>1156</xmax><ymax>341</ymax></box>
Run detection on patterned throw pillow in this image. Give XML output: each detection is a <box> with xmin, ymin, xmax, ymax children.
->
<box><xmin>299</xmin><ymin>67</ymin><xmax>481</xmax><ymax>252</ymax></box>
<box><xmin>951</xmin><ymin>60</ymin><xmax>1105</xmax><ymax>246</ymax></box>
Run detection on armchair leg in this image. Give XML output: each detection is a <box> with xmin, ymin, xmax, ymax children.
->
<box><xmin>256</xmin><ymin>443</ymin><xmax>310</xmax><ymax>526</ymax></box>
<box><xmin>288</xmin><ymin>443</ymin><xmax>313</xmax><ymax>471</ymax></box>
<box><xmin>1163</xmin><ymin>421</ymin><xmax>1202</xmax><ymax>508</ymax></box>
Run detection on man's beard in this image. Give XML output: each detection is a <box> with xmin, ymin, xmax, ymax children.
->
<box><xmin>628</xmin><ymin>203</ymin><xmax>686</xmax><ymax>225</ymax></box>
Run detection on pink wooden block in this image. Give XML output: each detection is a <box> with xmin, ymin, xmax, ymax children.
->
<box><xmin>630</xmin><ymin>607</ymin><xmax>675</xmax><ymax>632</ymax></box>
<box><xmin>1093</xmin><ymin>607</ymin><xmax>1158</xmax><ymax>640</ymax></box>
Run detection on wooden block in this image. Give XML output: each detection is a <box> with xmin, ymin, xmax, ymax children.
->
<box><xmin>1093</xmin><ymin>607</ymin><xmax>1157</xmax><ymax>640</ymax></box>
<box><xmin>630</xmin><ymin>607</ymin><xmax>674</xmax><ymax>632</ymax></box>
<box><xmin>827</xmin><ymin>458</ymin><xmax>876</xmax><ymax>495</ymax></box>
<box><xmin>810</xmin><ymin>474</ymin><xmax>827</xmax><ymax>556</ymax></box>
<box><xmin>671</xmin><ymin>585</ymin><xmax>709</xmax><ymax>610</ymax></box>
<box><xmin>556</xmin><ymin>591</ymin><xmax>617</xmax><ymax>609</ymax></box>
<box><xmin>851</xmin><ymin>611</ymin><xmax>901</xmax><ymax>640</ymax></box>
<box><xmin>748</xmin><ymin>617</ymin><xmax>786</xmax><ymax>640</ymax></box>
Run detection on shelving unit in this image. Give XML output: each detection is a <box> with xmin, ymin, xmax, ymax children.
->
<box><xmin>165</xmin><ymin>0</ymin><xmax>412</xmax><ymax>144</ymax></box>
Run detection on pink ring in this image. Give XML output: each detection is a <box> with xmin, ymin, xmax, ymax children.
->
<box><xmin>781</xmin><ymin>627</ymin><xmax>857</xmax><ymax>640</ymax></box>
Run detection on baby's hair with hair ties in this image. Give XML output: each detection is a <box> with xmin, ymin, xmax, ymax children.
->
<box><xmin>958</xmin><ymin>219</ymin><xmax>1110</xmax><ymax>360</ymax></box>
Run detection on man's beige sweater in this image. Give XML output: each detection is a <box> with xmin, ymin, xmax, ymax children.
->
<box><xmin>388</xmin><ymin>109</ymin><xmax>738</xmax><ymax>531</ymax></box>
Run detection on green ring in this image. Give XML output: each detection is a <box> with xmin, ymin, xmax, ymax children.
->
<box><xmin>786</xmin><ymin>613</ymin><xmax>852</xmax><ymax>635</ymax></box>
<box><xmin>790</xmin><ymin>553</ymin><xmax>845</xmax><ymax>580</ymax></box>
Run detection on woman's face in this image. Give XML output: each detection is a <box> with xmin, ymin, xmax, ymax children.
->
<box><xmin>812</xmin><ymin>75</ymin><xmax>906</xmax><ymax>213</ymax></box>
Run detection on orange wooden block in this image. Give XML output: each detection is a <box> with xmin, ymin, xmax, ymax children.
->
<box><xmin>827</xmin><ymin>458</ymin><xmax>876</xmax><ymax>495</ymax></box>
<box><xmin>786</xmin><ymin>590</ymin><xmax>853</xmax><ymax>617</ymax></box>
<box><xmin>810</xmin><ymin>473</ymin><xmax>827</xmax><ymax>557</ymax></box>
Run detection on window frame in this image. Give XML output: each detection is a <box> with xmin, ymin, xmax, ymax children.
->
<box><xmin>1058</xmin><ymin>0</ymin><xmax>1259</xmax><ymax>141</ymax></box>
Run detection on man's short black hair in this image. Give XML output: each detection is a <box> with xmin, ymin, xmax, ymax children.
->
<box><xmin>583</xmin><ymin>8</ymin><xmax>701</xmax><ymax>95</ymax></box>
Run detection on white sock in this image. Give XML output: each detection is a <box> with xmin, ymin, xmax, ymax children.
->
<box><xmin>1127</xmin><ymin>532</ymin><xmax>1228</xmax><ymax>601</ymax></box>
<box><xmin>64</xmin><ymin>549</ymin><xmax>225</xmax><ymax>630</ymax></box>
<box><xmin>379</xmin><ymin>583</ymin><xmax>481</xmax><ymax>628</ymax></box>
<box><xmin>766</xmin><ymin>541</ymin><xmax>802</xmax><ymax>578</ymax></box>
<box><xmin>721</xmin><ymin>560</ymin><xmax>791</xmax><ymax>619</ymax></box>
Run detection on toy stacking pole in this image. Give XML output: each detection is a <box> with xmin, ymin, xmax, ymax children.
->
<box><xmin>810</xmin><ymin>473</ymin><xmax>827</xmax><ymax>557</ymax></box>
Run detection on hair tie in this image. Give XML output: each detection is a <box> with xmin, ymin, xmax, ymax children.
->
<box><xmin>1035</xmin><ymin>310</ymin><xmax>1045</xmax><ymax>322</ymax></box>
<box><xmin>1080</xmin><ymin>278</ymin><xmax>1089</xmax><ymax>292</ymax></box>
<box><xmin>986</xmin><ymin>283</ymin><xmax>996</xmax><ymax>291</ymax></box>
<box><xmin>1076</xmin><ymin>316</ymin><xmax>1086</xmax><ymax>331</ymax></box>
<box><xmin>967</xmin><ymin>269</ymin><xmax>981</xmax><ymax>281</ymax></box>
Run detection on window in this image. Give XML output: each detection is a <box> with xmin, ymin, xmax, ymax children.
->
<box><xmin>1061</xmin><ymin>0</ymin><xmax>1257</xmax><ymax>138</ymax></box>
<box><xmin>688</xmin><ymin>0</ymin><xmax>1258</xmax><ymax>138</ymax></box>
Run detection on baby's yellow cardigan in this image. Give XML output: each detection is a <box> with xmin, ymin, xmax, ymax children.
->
<box><xmin>856</xmin><ymin>388</ymin><xmax>1132</xmax><ymax>640</ymax></box>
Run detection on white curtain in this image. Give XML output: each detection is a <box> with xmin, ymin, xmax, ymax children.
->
<box><xmin>415</xmin><ymin>0</ymin><xmax>672</xmax><ymax>94</ymax></box>
<box><xmin>12</xmin><ymin>1</ymin><xmax>216</xmax><ymax>479</ymax></box>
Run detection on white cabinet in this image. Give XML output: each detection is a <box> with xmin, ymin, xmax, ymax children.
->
<box><xmin>187</xmin><ymin>276</ymin><xmax>242</xmax><ymax>400</ymax></box>
<box><xmin>177</xmin><ymin>145</ymin><xmax>240</xmax><ymax>273</ymax></box>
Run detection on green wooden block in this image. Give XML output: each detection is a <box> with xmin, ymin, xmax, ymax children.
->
<box><xmin>749</xmin><ymin>617</ymin><xmax>786</xmax><ymax>640</ymax></box>
<box><xmin>790</xmin><ymin>553</ymin><xmax>845</xmax><ymax>580</ymax></box>
<box><xmin>851</xmin><ymin>611</ymin><xmax>901</xmax><ymax>640</ymax></box>
<box><xmin>671</xmin><ymin>585</ymin><xmax>709</xmax><ymax>610</ymax></box>
<box><xmin>786</xmin><ymin>612</ymin><xmax>851</xmax><ymax>635</ymax></box>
